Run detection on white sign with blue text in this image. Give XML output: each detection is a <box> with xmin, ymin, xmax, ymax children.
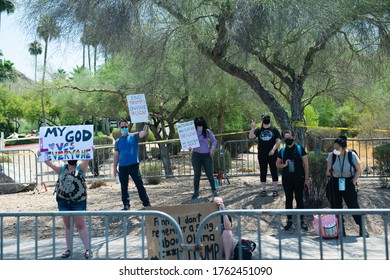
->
<box><xmin>176</xmin><ymin>121</ymin><xmax>200</xmax><ymax>151</ymax></box>
<box><xmin>38</xmin><ymin>125</ymin><xmax>94</xmax><ymax>162</ymax></box>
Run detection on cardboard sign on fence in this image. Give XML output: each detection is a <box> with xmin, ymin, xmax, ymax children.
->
<box><xmin>146</xmin><ymin>203</ymin><xmax>220</xmax><ymax>260</ymax></box>
<box><xmin>38</xmin><ymin>125</ymin><xmax>94</xmax><ymax>162</ymax></box>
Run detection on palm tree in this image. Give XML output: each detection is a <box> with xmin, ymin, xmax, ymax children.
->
<box><xmin>0</xmin><ymin>0</ymin><xmax>15</xmax><ymax>31</ymax></box>
<box><xmin>28</xmin><ymin>40</ymin><xmax>42</xmax><ymax>82</ymax></box>
<box><xmin>36</xmin><ymin>14</ymin><xmax>60</xmax><ymax>126</ymax></box>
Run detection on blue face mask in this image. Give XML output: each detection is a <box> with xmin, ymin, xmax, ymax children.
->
<box><xmin>121</xmin><ymin>128</ymin><xmax>128</xmax><ymax>134</ymax></box>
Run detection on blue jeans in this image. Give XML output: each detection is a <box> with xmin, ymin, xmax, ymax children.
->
<box><xmin>57</xmin><ymin>197</ymin><xmax>87</xmax><ymax>211</ymax></box>
<box><xmin>191</xmin><ymin>152</ymin><xmax>216</xmax><ymax>194</ymax></box>
<box><xmin>118</xmin><ymin>163</ymin><xmax>150</xmax><ymax>207</ymax></box>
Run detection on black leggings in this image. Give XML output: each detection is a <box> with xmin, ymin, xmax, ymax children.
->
<box><xmin>282</xmin><ymin>175</ymin><xmax>305</xmax><ymax>220</ymax></box>
<box><xmin>326</xmin><ymin>177</ymin><xmax>362</xmax><ymax>226</ymax></box>
<box><xmin>258</xmin><ymin>153</ymin><xmax>279</xmax><ymax>182</ymax></box>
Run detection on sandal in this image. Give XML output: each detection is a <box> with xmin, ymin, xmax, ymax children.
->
<box><xmin>85</xmin><ymin>250</ymin><xmax>93</xmax><ymax>259</ymax></box>
<box><xmin>61</xmin><ymin>249</ymin><xmax>71</xmax><ymax>259</ymax></box>
<box><xmin>261</xmin><ymin>190</ymin><xmax>266</xmax><ymax>197</ymax></box>
<box><xmin>273</xmin><ymin>190</ymin><xmax>278</xmax><ymax>197</ymax></box>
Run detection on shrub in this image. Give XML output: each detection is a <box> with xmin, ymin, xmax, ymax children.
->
<box><xmin>0</xmin><ymin>154</ymin><xmax>11</xmax><ymax>163</ymax></box>
<box><xmin>213</xmin><ymin>148</ymin><xmax>231</xmax><ymax>174</ymax></box>
<box><xmin>168</xmin><ymin>140</ymin><xmax>181</xmax><ymax>156</ymax></box>
<box><xmin>306</xmin><ymin>129</ymin><xmax>340</xmax><ymax>153</ymax></box>
<box><xmin>374</xmin><ymin>143</ymin><xmax>390</xmax><ymax>188</ymax></box>
<box><xmin>305</xmin><ymin>152</ymin><xmax>329</xmax><ymax>208</ymax></box>
<box><xmin>141</xmin><ymin>162</ymin><xmax>163</xmax><ymax>184</ymax></box>
<box><xmin>5</xmin><ymin>138</ymin><xmax>39</xmax><ymax>146</ymax></box>
<box><xmin>150</xmin><ymin>147</ymin><xmax>160</xmax><ymax>159</ymax></box>
<box><xmin>112</xmin><ymin>128</ymin><xmax>121</xmax><ymax>140</ymax></box>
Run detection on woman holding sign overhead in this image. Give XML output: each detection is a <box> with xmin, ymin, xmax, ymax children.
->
<box><xmin>190</xmin><ymin>117</ymin><xmax>218</xmax><ymax>199</ymax></box>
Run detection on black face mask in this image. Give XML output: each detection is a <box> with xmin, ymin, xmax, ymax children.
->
<box><xmin>68</xmin><ymin>160</ymin><xmax>77</xmax><ymax>166</ymax></box>
<box><xmin>262</xmin><ymin>119</ymin><xmax>270</xmax><ymax>125</ymax></box>
<box><xmin>285</xmin><ymin>138</ymin><xmax>294</xmax><ymax>145</ymax></box>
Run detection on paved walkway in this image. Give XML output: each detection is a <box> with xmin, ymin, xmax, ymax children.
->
<box><xmin>1</xmin><ymin>234</ymin><xmax>389</xmax><ymax>260</ymax></box>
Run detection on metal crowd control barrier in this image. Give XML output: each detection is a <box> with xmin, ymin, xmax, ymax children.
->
<box><xmin>196</xmin><ymin>209</ymin><xmax>390</xmax><ymax>260</ymax></box>
<box><xmin>319</xmin><ymin>138</ymin><xmax>390</xmax><ymax>178</ymax></box>
<box><xmin>0</xmin><ymin>210</ymin><xmax>184</xmax><ymax>260</ymax></box>
<box><xmin>0</xmin><ymin>149</ymin><xmax>37</xmax><ymax>191</ymax></box>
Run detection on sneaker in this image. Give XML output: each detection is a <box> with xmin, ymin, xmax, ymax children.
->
<box><xmin>85</xmin><ymin>250</ymin><xmax>93</xmax><ymax>259</ymax></box>
<box><xmin>272</xmin><ymin>190</ymin><xmax>278</xmax><ymax>197</ymax></box>
<box><xmin>212</xmin><ymin>191</ymin><xmax>218</xmax><ymax>197</ymax></box>
<box><xmin>301</xmin><ymin>221</ymin><xmax>308</xmax><ymax>231</ymax></box>
<box><xmin>121</xmin><ymin>205</ymin><xmax>130</xmax><ymax>210</ymax></box>
<box><xmin>261</xmin><ymin>191</ymin><xmax>267</xmax><ymax>197</ymax></box>
<box><xmin>191</xmin><ymin>192</ymin><xmax>199</xmax><ymax>199</ymax></box>
<box><xmin>284</xmin><ymin>220</ymin><xmax>293</xmax><ymax>231</ymax></box>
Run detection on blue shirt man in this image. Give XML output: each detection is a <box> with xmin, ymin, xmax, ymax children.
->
<box><xmin>113</xmin><ymin>120</ymin><xmax>151</xmax><ymax>210</ymax></box>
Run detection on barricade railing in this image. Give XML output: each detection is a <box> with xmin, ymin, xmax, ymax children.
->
<box><xmin>0</xmin><ymin>210</ymin><xmax>184</xmax><ymax>260</ymax></box>
<box><xmin>2</xmin><ymin>137</ymin><xmax>390</xmax><ymax>192</ymax></box>
<box><xmin>319</xmin><ymin>138</ymin><xmax>390</xmax><ymax>178</ymax></box>
<box><xmin>196</xmin><ymin>209</ymin><xmax>390</xmax><ymax>260</ymax></box>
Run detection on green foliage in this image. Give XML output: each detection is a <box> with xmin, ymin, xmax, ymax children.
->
<box><xmin>5</xmin><ymin>138</ymin><xmax>39</xmax><ymax>146</ymax></box>
<box><xmin>213</xmin><ymin>148</ymin><xmax>231</xmax><ymax>174</ymax></box>
<box><xmin>304</xmin><ymin>105</ymin><xmax>319</xmax><ymax>127</ymax></box>
<box><xmin>305</xmin><ymin>152</ymin><xmax>329</xmax><ymax>208</ymax></box>
<box><xmin>150</xmin><ymin>147</ymin><xmax>160</xmax><ymax>159</ymax></box>
<box><xmin>0</xmin><ymin>154</ymin><xmax>12</xmax><ymax>163</ymax></box>
<box><xmin>141</xmin><ymin>162</ymin><xmax>163</xmax><ymax>184</ymax></box>
<box><xmin>374</xmin><ymin>143</ymin><xmax>390</xmax><ymax>188</ymax></box>
<box><xmin>112</xmin><ymin>128</ymin><xmax>121</xmax><ymax>140</ymax></box>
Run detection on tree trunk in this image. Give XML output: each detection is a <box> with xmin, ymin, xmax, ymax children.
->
<box><xmin>41</xmin><ymin>40</ymin><xmax>48</xmax><ymax>127</ymax></box>
<box><xmin>158</xmin><ymin>142</ymin><xmax>173</xmax><ymax>177</ymax></box>
<box><xmin>291</xmin><ymin>82</ymin><xmax>306</xmax><ymax>147</ymax></box>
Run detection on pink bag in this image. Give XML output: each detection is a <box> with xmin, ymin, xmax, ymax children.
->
<box><xmin>313</xmin><ymin>209</ymin><xmax>339</xmax><ymax>239</ymax></box>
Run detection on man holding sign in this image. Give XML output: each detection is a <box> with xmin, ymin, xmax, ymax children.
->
<box><xmin>113</xmin><ymin>120</ymin><xmax>151</xmax><ymax>210</ymax></box>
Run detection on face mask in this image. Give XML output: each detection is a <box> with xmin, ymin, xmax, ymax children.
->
<box><xmin>285</xmin><ymin>138</ymin><xmax>294</xmax><ymax>146</ymax></box>
<box><xmin>262</xmin><ymin>119</ymin><xmax>270</xmax><ymax>125</ymax></box>
<box><xmin>68</xmin><ymin>160</ymin><xmax>77</xmax><ymax>166</ymax></box>
<box><xmin>121</xmin><ymin>128</ymin><xmax>128</xmax><ymax>134</ymax></box>
<box><xmin>333</xmin><ymin>149</ymin><xmax>341</xmax><ymax>156</ymax></box>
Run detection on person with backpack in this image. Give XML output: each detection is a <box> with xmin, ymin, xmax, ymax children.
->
<box><xmin>190</xmin><ymin>116</ymin><xmax>218</xmax><ymax>199</ymax></box>
<box><xmin>276</xmin><ymin>130</ymin><xmax>310</xmax><ymax>231</ymax></box>
<box><xmin>43</xmin><ymin>158</ymin><xmax>93</xmax><ymax>259</ymax></box>
<box><xmin>326</xmin><ymin>135</ymin><xmax>369</xmax><ymax>238</ymax></box>
<box><xmin>249</xmin><ymin>113</ymin><xmax>281</xmax><ymax>197</ymax></box>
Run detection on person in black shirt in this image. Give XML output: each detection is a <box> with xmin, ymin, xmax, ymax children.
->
<box><xmin>249</xmin><ymin>113</ymin><xmax>281</xmax><ymax>197</ymax></box>
<box><xmin>276</xmin><ymin>130</ymin><xmax>310</xmax><ymax>231</ymax></box>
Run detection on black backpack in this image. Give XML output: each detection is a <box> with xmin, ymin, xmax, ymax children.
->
<box><xmin>233</xmin><ymin>239</ymin><xmax>256</xmax><ymax>260</ymax></box>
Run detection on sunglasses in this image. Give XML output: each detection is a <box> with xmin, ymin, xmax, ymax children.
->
<box><xmin>120</xmin><ymin>126</ymin><xmax>128</xmax><ymax>129</ymax></box>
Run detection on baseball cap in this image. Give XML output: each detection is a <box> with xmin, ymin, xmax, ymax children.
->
<box><xmin>261</xmin><ymin>113</ymin><xmax>270</xmax><ymax>119</ymax></box>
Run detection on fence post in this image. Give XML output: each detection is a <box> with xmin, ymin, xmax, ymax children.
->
<box><xmin>0</xmin><ymin>132</ymin><xmax>4</xmax><ymax>149</ymax></box>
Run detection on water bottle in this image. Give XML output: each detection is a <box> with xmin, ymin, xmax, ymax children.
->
<box><xmin>115</xmin><ymin>173</ymin><xmax>120</xmax><ymax>184</ymax></box>
<box><xmin>214</xmin><ymin>176</ymin><xmax>219</xmax><ymax>189</ymax></box>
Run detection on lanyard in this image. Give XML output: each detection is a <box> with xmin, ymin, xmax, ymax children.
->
<box><xmin>338</xmin><ymin>154</ymin><xmax>346</xmax><ymax>176</ymax></box>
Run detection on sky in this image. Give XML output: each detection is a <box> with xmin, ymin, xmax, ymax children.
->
<box><xmin>0</xmin><ymin>9</ymin><xmax>85</xmax><ymax>81</ymax></box>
